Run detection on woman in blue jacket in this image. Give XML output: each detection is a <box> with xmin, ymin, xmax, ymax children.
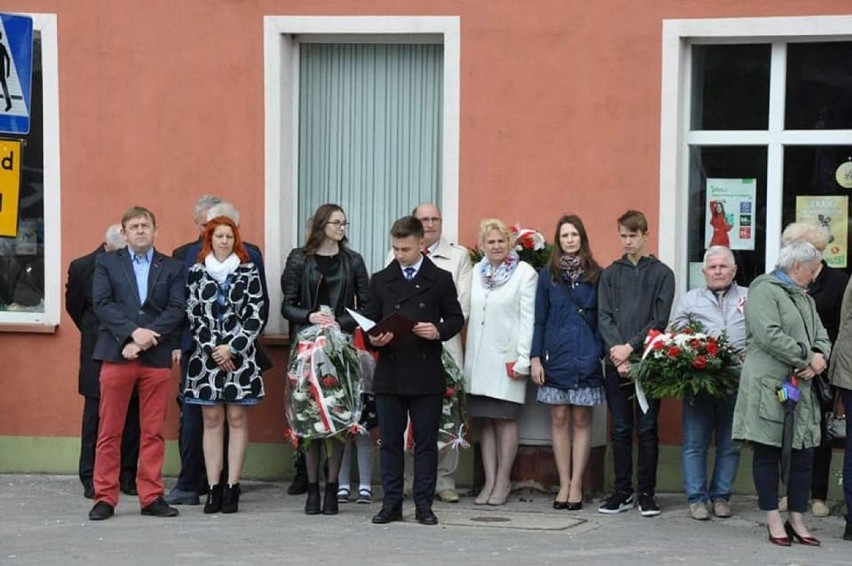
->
<box><xmin>531</xmin><ymin>214</ymin><xmax>605</xmax><ymax>510</ymax></box>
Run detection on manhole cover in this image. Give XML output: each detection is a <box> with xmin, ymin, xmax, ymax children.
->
<box><xmin>470</xmin><ymin>516</ymin><xmax>512</xmax><ymax>523</ymax></box>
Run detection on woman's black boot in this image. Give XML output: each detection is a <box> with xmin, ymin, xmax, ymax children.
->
<box><xmin>203</xmin><ymin>484</ymin><xmax>222</xmax><ymax>514</ymax></box>
<box><xmin>305</xmin><ymin>482</ymin><xmax>321</xmax><ymax>515</ymax></box>
<box><xmin>323</xmin><ymin>482</ymin><xmax>339</xmax><ymax>515</ymax></box>
<box><xmin>221</xmin><ymin>483</ymin><xmax>241</xmax><ymax>514</ymax></box>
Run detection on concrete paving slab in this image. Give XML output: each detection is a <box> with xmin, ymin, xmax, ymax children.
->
<box><xmin>1</xmin><ymin>475</ymin><xmax>850</xmax><ymax>566</ymax></box>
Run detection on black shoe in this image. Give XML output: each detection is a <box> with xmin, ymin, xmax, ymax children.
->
<box><xmin>120</xmin><ymin>479</ymin><xmax>138</xmax><ymax>496</ymax></box>
<box><xmin>140</xmin><ymin>497</ymin><xmax>180</xmax><ymax>517</ymax></box>
<box><xmin>598</xmin><ymin>491</ymin><xmax>634</xmax><ymax>514</ymax></box>
<box><xmin>288</xmin><ymin>452</ymin><xmax>308</xmax><ymax>495</ymax></box>
<box><xmin>221</xmin><ymin>483</ymin><xmax>241</xmax><ymax>514</ymax></box>
<box><xmin>637</xmin><ymin>492</ymin><xmax>661</xmax><ymax>517</ymax></box>
<box><xmin>415</xmin><ymin>507</ymin><xmax>439</xmax><ymax>525</ymax></box>
<box><xmin>322</xmin><ymin>482</ymin><xmax>339</xmax><ymax>515</ymax></box>
<box><xmin>565</xmin><ymin>501</ymin><xmax>583</xmax><ymax>511</ymax></box>
<box><xmin>203</xmin><ymin>484</ymin><xmax>222</xmax><ymax>514</ymax></box>
<box><xmin>82</xmin><ymin>481</ymin><xmax>95</xmax><ymax>500</ymax></box>
<box><xmin>88</xmin><ymin>501</ymin><xmax>114</xmax><ymax>521</ymax></box>
<box><xmin>165</xmin><ymin>487</ymin><xmax>200</xmax><ymax>505</ymax></box>
<box><xmin>844</xmin><ymin>524</ymin><xmax>852</xmax><ymax>541</ymax></box>
<box><xmin>372</xmin><ymin>506</ymin><xmax>403</xmax><ymax>524</ymax></box>
<box><xmin>305</xmin><ymin>483</ymin><xmax>321</xmax><ymax>515</ymax></box>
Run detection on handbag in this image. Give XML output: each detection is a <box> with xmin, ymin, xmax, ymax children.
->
<box><xmin>813</xmin><ymin>372</ymin><xmax>833</xmax><ymax>408</ymax></box>
<box><xmin>825</xmin><ymin>391</ymin><xmax>847</xmax><ymax>441</ymax></box>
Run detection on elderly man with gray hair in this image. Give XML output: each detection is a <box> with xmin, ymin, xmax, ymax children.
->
<box><xmin>670</xmin><ymin>246</ymin><xmax>747</xmax><ymax>521</ymax></box>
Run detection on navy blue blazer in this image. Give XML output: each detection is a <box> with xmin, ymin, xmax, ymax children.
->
<box><xmin>92</xmin><ymin>247</ymin><xmax>185</xmax><ymax>367</ymax></box>
<box><xmin>362</xmin><ymin>257</ymin><xmax>464</xmax><ymax>396</ymax></box>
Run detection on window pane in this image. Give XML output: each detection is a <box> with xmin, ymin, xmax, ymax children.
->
<box><xmin>297</xmin><ymin>43</ymin><xmax>443</xmax><ymax>273</ymax></box>
<box><xmin>783</xmin><ymin>145</ymin><xmax>852</xmax><ymax>274</ymax></box>
<box><xmin>687</xmin><ymin>146</ymin><xmax>767</xmax><ymax>287</ymax></box>
<box><xmin>690</xmin><ymin>44</ymin><xmax>770</xmax><ymax>131</ymax></box>
<box><xmin>785</xmin><ymin>42</ymin><xmax>852</xmax><ymax>130</ymax></box>
<box><xmin>0</xmin><ymin>33</ymin><xmax>43</xmax><ymax>312</ymax></box>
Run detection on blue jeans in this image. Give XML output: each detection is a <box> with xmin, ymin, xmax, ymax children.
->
<box><xmin>604</xmin><ymin>365</ymin><xmax>661</xmax><ymax>494</ymax></box>
<box><xmin>682</xmin><ymin>392</ymin><xmax>740</xmax><ymax>503</ymax></box>
<box><xmin>842</xmin><ymin>389</ymin><xmax>852</xmax><ymax>526</ymax></box>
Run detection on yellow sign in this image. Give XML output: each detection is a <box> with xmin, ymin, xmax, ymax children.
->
<box><xmin>0</xmin><ymin>139</ymin><xmax>22</xmax><ymax>237</ymax></box>
<box><xmin>796</xmin><ymin>195</ymin><xmax>848</xmax><ymax>269</ymax></box>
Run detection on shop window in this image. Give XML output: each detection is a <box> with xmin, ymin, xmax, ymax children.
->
<box><xmin>661</xmin><ymin>17</ymin><xmax>852</xmax><ymax>290</ymax></box>
<box><xmin>0</xmin><ymin>15</ymin><xmax>59</xmax><ymax>331</ymax></box>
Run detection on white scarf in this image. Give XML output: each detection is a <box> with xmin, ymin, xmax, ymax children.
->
<box><xmin>204</xmin><ymin>253</ymin><xmax>240</xmax><ymax>284</ymax></box>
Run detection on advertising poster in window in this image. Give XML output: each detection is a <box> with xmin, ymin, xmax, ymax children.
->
<box><xmin>795</xmin><ymin>196</ymin><xmax>848</xmax><ymax>268</ymax></box>
<box><xmin>705</xmin><ymin>178</ymin><xmax>757</xmax><ymax>251</ymax></box>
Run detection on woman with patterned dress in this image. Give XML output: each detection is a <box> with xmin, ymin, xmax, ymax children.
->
<box><xmin>464</xmin><ymin>219</ymin><xmax>537</xmax><ymax>506</ymax></box>
<box><xmin>281</xmin><ymin>203</ymin><xmax>371</xmax><ymax>515</ymax></box>
<box><xmin>530</xmin><ymin>214</ymin><xmax>605</xmax><ymax>510</ymax></box>
<box><xmin>184</xmin><ymin>216</ymin><xmax>267</xmax><ymax>514</ymax></box>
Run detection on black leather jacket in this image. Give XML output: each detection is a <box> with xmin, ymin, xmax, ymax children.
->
<box><xmin>280</xmin><ymin>246</ymin><xmax>371</xmax><ymax>341</ymax></box>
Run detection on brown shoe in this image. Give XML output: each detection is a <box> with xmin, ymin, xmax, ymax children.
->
<box><xmin>689</xmin><ymin>502</ymin><xmax>710</xmax><ymax>521</ymax></box>
<box><xmin>437</xmin><ymin>489</ymin><xmax>459</xmax><ymax>503</ymax></box>
<box><xmin>712</xmin><ymin>499</ymin><xmax>732</xmax><ymax>518</ymax></box>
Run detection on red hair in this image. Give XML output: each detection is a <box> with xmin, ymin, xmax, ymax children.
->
<box><xmin>196</xmin><ymin>216</ymin><xmax>250</xmax><ymax>264</ymax></box>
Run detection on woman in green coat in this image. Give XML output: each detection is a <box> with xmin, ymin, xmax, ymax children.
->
<box><xmin>732</xmin><ymin>242</ymin><xmax>830</xmax><ymax>547</ymax></box>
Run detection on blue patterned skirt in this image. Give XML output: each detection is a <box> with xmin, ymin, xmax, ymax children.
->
<box><xmin>536</xmin><ymin>385</ymin><xmax>605</xmax><ymax>407</ymax></box>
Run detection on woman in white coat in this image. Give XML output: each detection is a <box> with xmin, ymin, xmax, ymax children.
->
<box><xmin>464</xmin><ymin>219</ymin><xmax>538</xmax><ymax>506</ymax></box>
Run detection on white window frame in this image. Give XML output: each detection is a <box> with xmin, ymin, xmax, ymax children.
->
<box><xmin>263</xmin><ymin>16</ymin><xmax>460</xmax><ymax>335</ymax></box>
<box><xmin>659</xmin><ymin>15</ymin><xmax>852</xmax><ymax>294</ymax></box>
<box><xmin>0</xmin><ymin>13</ymin><xmax>60</xmax><ymax>333</ymax></box>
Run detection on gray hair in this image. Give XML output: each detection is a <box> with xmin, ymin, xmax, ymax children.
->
<box><xmin>207</xmin><ymin>201</ymin><xmax>240</xmax><ymax>226</ymax></box>
<box><xmin>104</xmin><ymin>224</ymin><xmax>125</xmax><ymax>251</ymax></box>
<box><xmin>703</xmin><ymin>245</ymin><xmax>735</xmax><ymax>268</ymax></box>
<box><xmin>776</xmin><ymin>241</ymin><xmax>822</xmax><ymax>272</ymax></box>
<box><xmin>194</xmin><ymin>194</ymin><xmax>223</xmax><ymax>216</ymax></box>
<box><xmin>781</xmin><ymin>222</ymin><xmax>830</xmax><ymax>252</ymax></box>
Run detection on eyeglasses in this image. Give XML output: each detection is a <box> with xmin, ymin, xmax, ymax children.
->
<box><xmin>418</xmin><ymin>217</ymin><xmax>442</xmax><ymax>223</ymax></box>
<box><xmin>326</xmin><ymin>221</ymin><xmax>349</xmax><ymax>228</ymax></box>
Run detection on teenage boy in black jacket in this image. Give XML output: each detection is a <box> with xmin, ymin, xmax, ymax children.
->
<box><xmin>597</xmin><ymin>210</ymin><xmax>675</xmax><ymax>517</ymax></box>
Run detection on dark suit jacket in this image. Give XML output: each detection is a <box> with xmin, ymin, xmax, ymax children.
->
<box><xmin>65</xmin><ymin>245</ymin><xmax>105</xmax><ymax>397</ymax></box>
<box><xmin>362</xmin><ymin>257</ymin><xmax>464</xmax><ymax>395</ymax></box>
<box><xmin>92</xmin><ymin>247</ymin><xmax>185</xmax><ymax>367</ymax></box>
<box><xmin>174</xmin><ymin>239</ymin><xmax>271</xmax><ymax>370</ymax></box>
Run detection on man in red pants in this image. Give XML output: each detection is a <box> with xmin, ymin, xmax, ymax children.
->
<box><xmin>88</xmin><ymin>206</ymin><xmax>185</xmax><ymax>521</ymax></box>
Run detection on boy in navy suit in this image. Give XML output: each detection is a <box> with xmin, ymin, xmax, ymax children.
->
<box><xmin>363</xmin><ymin>216</ymin><xmax>464</xmax><ymax>525</ymax></box>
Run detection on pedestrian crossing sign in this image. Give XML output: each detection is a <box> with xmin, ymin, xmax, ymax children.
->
<box><xmin>0</xmin><ymin>13</ymin><xmax>33</xmax><ymax>135</ymax></box>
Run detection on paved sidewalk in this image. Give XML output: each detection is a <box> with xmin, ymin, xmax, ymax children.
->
<box><xmin>1</xmin><ymin>474</ymin><xmax>849</xmax><ymax>565</ymax></box>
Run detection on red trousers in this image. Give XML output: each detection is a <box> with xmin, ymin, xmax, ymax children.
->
<box><xmin>94</xmin><ymin>360</ymin><xmax>171</xmax><ymax>507</ymax></box>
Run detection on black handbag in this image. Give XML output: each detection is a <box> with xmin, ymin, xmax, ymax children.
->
<box><xmin>826</xmin><ymin>390</ymin><xmax>847</xmax><ymax>441</ymax></box>
<box><xmin>813</xmin><ymin>372</ymin><xmax>833</xmax><ymax>408</ymax></box>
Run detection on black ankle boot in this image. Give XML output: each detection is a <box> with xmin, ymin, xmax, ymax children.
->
<box><xmin>305</xmin><ymin>482</ymin><xmax>321</xmax><ymax>515</ymax></box>
<box><xmin>288</xmin><ymin>452</ymin><xmax>308</xmax><ymax>495</ymax></box>
<box><xmin>203</xmin><ymin>484</ymin><xmax>222</xmax><ymax>514</ymax></box>
<box><xmin>221</xmin><ymin>483</ymin><xmax>240</xmax><ymax>514</ymax></box>
<box><xmin>323</xmin><ymin>482</ymin><xmax>339</xmax><ymax>515</ymax></box>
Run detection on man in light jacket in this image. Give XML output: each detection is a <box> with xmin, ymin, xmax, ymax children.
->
<box><xmin>669</xmin><ymin>245</ymin><xmax>747</xmax><ymax>521</ymax></box>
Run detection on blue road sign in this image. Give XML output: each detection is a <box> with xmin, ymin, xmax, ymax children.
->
<box><xmin>0</xmin><ymin>13</ymin><xmax>33</xmax><ymax>135</ymax></box>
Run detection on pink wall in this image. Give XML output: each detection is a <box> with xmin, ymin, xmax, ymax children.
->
<box><xmin>1</xmin><ymin>1</ymin><xmax>848</xmax><ymax>443</ymax></box>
